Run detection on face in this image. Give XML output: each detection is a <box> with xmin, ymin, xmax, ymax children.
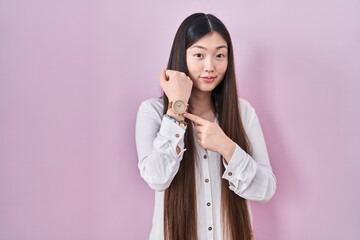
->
<box><xmin>186</xmin><ymin>31</ymin><xmax>228</xmax><ymax>93</ymax></box>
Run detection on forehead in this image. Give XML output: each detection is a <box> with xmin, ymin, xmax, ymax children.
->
<box><xmin>189</xmin><ymin>31</ymin><xmax>227</xmax><ymax>49</ymax></box>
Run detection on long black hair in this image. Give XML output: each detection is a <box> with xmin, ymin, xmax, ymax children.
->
<box><xmin>163</xmin><ymin>13</ymin><xmax>253</xmax><ymax>240</ymax></box>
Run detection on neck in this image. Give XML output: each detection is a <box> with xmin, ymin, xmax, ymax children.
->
<box><xmin>189</xmin><ymin>90</ymin><xmax>214</xmax><ymax>120</ymax></box>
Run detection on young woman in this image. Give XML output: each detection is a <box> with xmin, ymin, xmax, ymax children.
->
<box><xmin>135</xmin><ymin>13</ymin><xmax>276</xmax><ymax>240</ymax></box>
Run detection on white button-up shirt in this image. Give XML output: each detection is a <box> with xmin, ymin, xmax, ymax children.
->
<box><xmin>135</xmin><ymin>98</ymin><xmax>276</xmax><ymax>240</ymax></box>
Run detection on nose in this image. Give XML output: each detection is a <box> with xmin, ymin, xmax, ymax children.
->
<box><xmin>204</xmin><ymin>57</ymin><xmax>215</xmax><ymax>73</ymax></box>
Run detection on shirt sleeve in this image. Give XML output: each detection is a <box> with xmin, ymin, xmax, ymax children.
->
<box><xmin>222</xmin><ymin>104</ymin><xmax>276</xmax><ymax>202</ymax></box>
<box><xmin>135</xmin><ymin>100</ymin><xmax>186</xmax><ymax>191</ymax></box>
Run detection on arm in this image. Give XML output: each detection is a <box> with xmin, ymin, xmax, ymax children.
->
<box><xmin>136</xmin><ymin>70</ymin><xmax>193</xmax><ymax>191</ymax></box>
<box><xmin>183</xmin><ymin>103</ymin><xmax>276</xmax><ymax>202</ymax></box>
<box><xmin>135</xmin><ymin>100</ymin><xmax>186</xmax><ymax>191</ymax></box>
<box><xmin>222</xmin><ymin>106</ymin><xmax>276</xmax><ymax>202</ymax></box>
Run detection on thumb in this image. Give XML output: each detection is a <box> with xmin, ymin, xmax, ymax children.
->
<box><xmin>159</xmin><ymin>69</ymin><xmax>169</xmax><ymax>84</ymax></box>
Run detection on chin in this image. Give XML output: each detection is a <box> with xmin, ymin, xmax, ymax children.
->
<box><xmin>195</xmin><ymin>85</ymin><xmax>216</xmax><ymax>93</ymax></box>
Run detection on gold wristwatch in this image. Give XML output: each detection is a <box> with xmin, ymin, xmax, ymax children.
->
<box><xmin>165</xmin><ymin>115</ymin><xmax>188</xmax><ymax>128</ymax></box>
<box><xmin>169</xmin><ymin>100</ymin><xmax>189</xmax><ymax>115</ymax></box>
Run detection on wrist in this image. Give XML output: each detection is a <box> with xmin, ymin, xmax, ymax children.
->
<box><xmin>222</xmin><ymin>139</ymin><xmax>236</xmax><ymax>163</ymax></box>
<box><xmin>166</xmin><ymin>110</ymin><xmax>185</xmax><ymax>121</ymax></box>
<box><xmin>168</xmin><ymin>99</ymin><xmax>189</xmax><ymax>116</ymax></box>
<box><xmin>164</xmin><ymin>113</ymin><xmax>187</xmax><ymax>129</ymax></box>
<box><xmin>168</xmin><ymin>98</ymin><xmax>189</xmax><ymax>104</ymax></box>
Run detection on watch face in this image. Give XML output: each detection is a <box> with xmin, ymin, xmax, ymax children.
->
<box><xmin>173</xmin><ymin>100</ymin><xmax>186</xmax><ymax>114</ymax></box>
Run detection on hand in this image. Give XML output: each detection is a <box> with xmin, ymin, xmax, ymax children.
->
<box><xmin>160</xmin><ymin>70</ymin><xmax>193</xmax><ymax>103</ymax></box>
<box><xmin>183</xmin><ymin>112</ymin><xmax>236</xmax><ymax>162</ymax></box>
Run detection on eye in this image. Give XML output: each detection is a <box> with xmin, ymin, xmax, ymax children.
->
<box><xmin>216</xmin><ymin>53</ymin><xmax>226</xmax><ymax>59</ymax></box>
<box><xmin>194</xmin><ymin>53</ymin><xmax>204</xmax><ymax>58</ymax></box>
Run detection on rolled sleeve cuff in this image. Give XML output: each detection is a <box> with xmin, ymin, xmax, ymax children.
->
<box><xmin>222</xmin><ymin>145</ymin><xmax>257</xmax><ymax>191</ymax></box>
<box><xmin>158</xmin><ymin>116</ymin><xmax>186</xmax><ymax>154</ymax></box>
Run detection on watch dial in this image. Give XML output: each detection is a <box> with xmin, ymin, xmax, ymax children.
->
<box><xmin>174</xmin><ymin>100</ymin><xmax>186</xmax><ymax>113</ymax></box>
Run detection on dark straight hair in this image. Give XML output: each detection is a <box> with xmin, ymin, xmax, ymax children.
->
<box><xmin>163</xmin><ymin>13</ymin><xmax>253</xmax><ymax>240</ymax></box>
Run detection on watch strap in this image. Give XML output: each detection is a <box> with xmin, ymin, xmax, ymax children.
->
<box><xmin>164</xmin><ymin>114</ymin><xmax>188</xmax><ymax>129</ymax></box>
<box><xmin>169</xmin><ymin>101</ymin><xmax>189</xmax><ymax>115</ymax></box>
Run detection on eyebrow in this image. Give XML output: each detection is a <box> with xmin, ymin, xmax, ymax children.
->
<box><xmin>190</xmin><ymin>45</ymin><xmax>228</xmax><ymax>50</ymax></box>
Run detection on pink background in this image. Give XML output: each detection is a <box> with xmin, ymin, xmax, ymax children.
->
<box><xmin>1</xmin><ymin>0</ymin><xmax>359</xmax><ymax>239</ymax></box>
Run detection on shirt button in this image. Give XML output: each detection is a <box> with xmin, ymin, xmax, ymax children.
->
<box><xmin>208</xmin><ymin>227</ymin><xmax>212</xmax><ymax>231</ymax></box>
<box><xmin>175</xmin><ymin>133</ymin><xmax>180</xmax><ymax>138</ymax></box>
<box><xmin>203</xmin><ymin>155</ymin><xmax>207</xmax><ymax>159</ymax></box>
<box><xmin>207</xmin><ymin>202</ymin><xmax>211</xmax><ymax>206</ymax></box>
<box><xmin>205</xmin><ymin>178</ymin><xmax>209</xmax><ymax>183</ymax></box>
<box><xmin>228</xmin><ymin>172</ymin><xmax>233</xmax><ymax>176</ymax></box>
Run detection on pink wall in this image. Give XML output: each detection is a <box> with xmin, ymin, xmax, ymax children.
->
<box><xmin>1</xmin><ymin>0</ymin><xmax>359</xmax><ymax>239</ymax></box>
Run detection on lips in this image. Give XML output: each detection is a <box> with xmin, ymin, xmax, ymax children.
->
<box><xmin>200</xmin><ymin>76</ymin><xmax>216</xmax><ymax>83</ymax></box>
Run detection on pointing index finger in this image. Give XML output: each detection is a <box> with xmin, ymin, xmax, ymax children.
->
<box><xmin>183</xmin><ymin>112</ymin><xmax>207</xmax><ymax>125</ymax></box>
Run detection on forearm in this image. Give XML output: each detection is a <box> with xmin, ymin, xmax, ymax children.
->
<box><xmin>222</xmin><ymin>146</ymin><xmax>276</xmax><ymax>202</ymax></box>
<box><xmin>139</xmin><ymin>145</ymin><xmax>183</xmax><ymax>191</ymax></box>
<box><xmin>219</xmin><ymin>138</ymin><xmax>236</xmax><ymax>163</ymax></box>
<box><xmin>166</xmin><ymin>109</ymin><xmax>185</xmax><ymax>122</ymax></box>
<box><xmin>137</xmin><ymin>112</ymin><xmax>187</xmax><ymax>191</ymax></box>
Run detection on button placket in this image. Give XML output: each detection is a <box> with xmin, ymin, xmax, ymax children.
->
<box><xmin>193</xmin><ymin>126</ymin><xmax>215</xmax><ymax>239</ymax></box>
<box><xmin>201</xmin><ymin>148</ymin><xmax>214</xmax><ymax>240</ymax></box>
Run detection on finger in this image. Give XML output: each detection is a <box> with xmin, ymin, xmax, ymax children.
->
<box><xmin>160</xmin><ymin>69</ymin><xmax>168</xmax><ymax>83</ymax></box>
<box><xmin>194</xmin><ymin>125</ymin><xmax>203</xmax><ymax>133</ymax></box>
<box><xmin>165</xmin><ymin>69</ymin><xmax>179</xmax><ymax>77</ymax></box>
<box><xmin>194</xmin><ymin>132</ymin><xmax>202</xmax><ymax>140</ymax></box>
<box><xmin>183</xmin><ymin>112</ymin><xmax>207</xmax><ymax>125</ymax></box>
<box><xmin>197</xmin><ymin>138</ymin><xmax>205</xmax><ymax>147</ymax></box>
<box><xmin>165</xmin><ymin>69</ymin><xmax>177</xmax><ymax>80</ymax></box>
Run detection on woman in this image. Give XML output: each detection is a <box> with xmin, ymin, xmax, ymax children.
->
<box><xmin>135</xmin><ymin>13</ymin><xmax>276</xmax><ymax>240</ymax></box>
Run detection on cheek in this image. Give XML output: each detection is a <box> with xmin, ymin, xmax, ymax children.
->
<box><xmin>187</xmin><ymin>60</ymin><xmax>201</xmax><ymax>75</ymax></box>
<box><xmin>186</xmin><ymin>56</ymin><xmax>193</xmax><ymax>71</ymax></box>
<box><xmin>217</xmin><ymin>61</ymin><xmax>228</xmax><ymax>74</ymax></box>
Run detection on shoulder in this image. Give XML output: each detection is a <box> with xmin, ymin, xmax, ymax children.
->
<box><xmin>238</xmin><ymin>98</ymin><xmax>257</xmax><ymax>128</ymax></box>
<box><xmin>238</xmin><ymin>98</ymin><xmax>255</xmax><ymax>113</ymax></box>
<box><xmin>139</xmin><ymin>97</ymin><xmax>163</xmax><ymax>109</ymax></box>
<box><xmin>137</xmin><ymin>97</ymin><xmax>164</xmax><ymax>119</ymax></box>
